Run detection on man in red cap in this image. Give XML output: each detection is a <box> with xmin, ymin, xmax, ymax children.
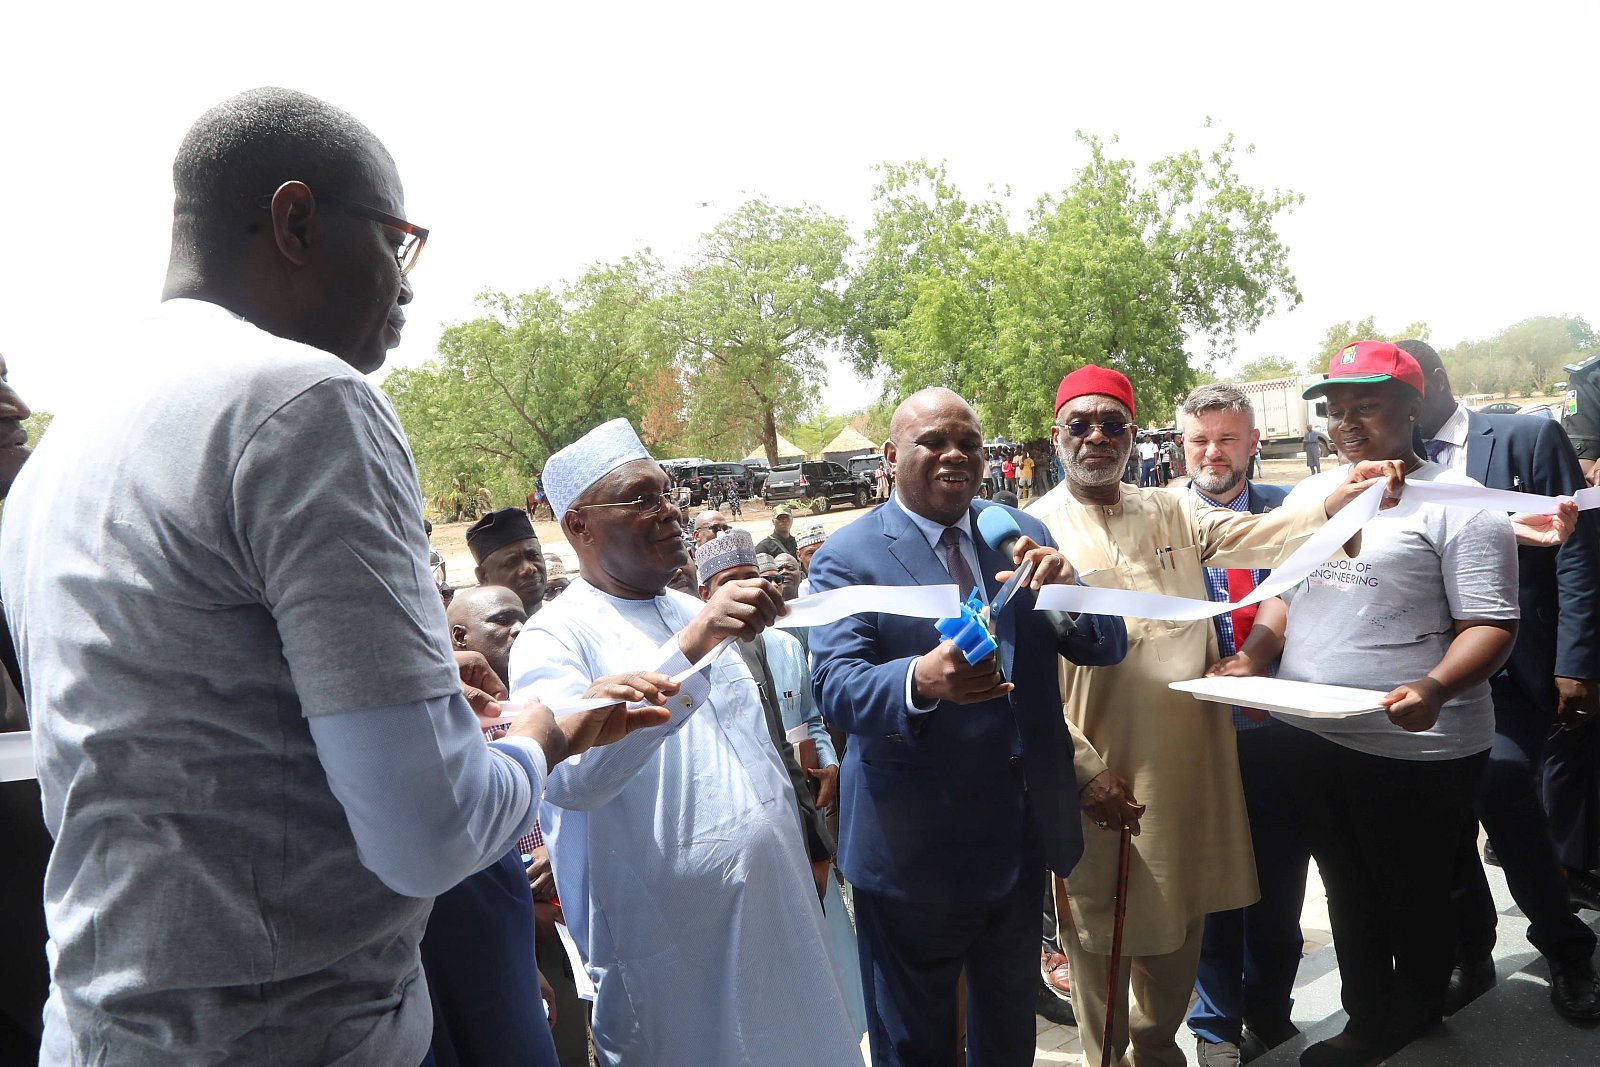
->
<box><xmin>1030</xmin><ymin>364</ymin><xmax>1400</xmax><ymax>1067</ymax></box>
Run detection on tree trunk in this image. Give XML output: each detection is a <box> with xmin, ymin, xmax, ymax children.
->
<box><xmin>763</xmin><ymin>406</ymin><xmax>780</xmax><ymax>467</ymax></box>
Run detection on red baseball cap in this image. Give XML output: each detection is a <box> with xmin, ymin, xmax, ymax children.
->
<box><xmin>1302</xmin><ymin>340</ymin><xmax>1426</xmax><ymax>399</ymax></box>
<box><xmin>1055</xmin><ymin>364</ymin><xmax>1136</xmax><ymax>419</ymax></box>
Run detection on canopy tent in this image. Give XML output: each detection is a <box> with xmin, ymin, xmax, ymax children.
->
<box><xmin>742</xmin><ymin>435</ymin><xmax>806</xmax><ymax>463</ymax></box>
<box><xmin>819</xmin><ymin>427</ymin><xmax>879</xmax><ymax>461</ymax></box>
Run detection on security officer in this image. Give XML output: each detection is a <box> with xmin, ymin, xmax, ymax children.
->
<box><xmin>1561</xmin><ymin>352</ymin><xmax>1600</xmax><ymax>486</ymax></box>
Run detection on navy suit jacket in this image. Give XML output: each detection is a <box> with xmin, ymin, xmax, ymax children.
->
<box><xmin>1463</xmin><ymin>412</ymin><xmax>1600</xmax><ymax>710</ymax></box>
<box><xmin>807</xmin><ymin>497</ymin><xmax>1127</xmax><ymax>905</ymax></box>
<box><xmin>1244</xmin><ymin>481</ymin><xmax>1289</xmax><ymax>514</ymax></box>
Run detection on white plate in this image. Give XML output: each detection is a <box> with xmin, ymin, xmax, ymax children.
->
<box><xmin>1168</xmin><ymin>676</ymin><xmax>1388</xmax><ymax>719</ymax></box>
<box><xmin>0</xmin><ymin>730</ymin><xmax>35</xmax><ymax>782</ymax></box>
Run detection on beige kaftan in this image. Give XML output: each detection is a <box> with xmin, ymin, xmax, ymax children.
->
<box><xmin>1030</xmin><ymin>481</ymin><xmax>1352</xmax><ymax>957</ymax></box>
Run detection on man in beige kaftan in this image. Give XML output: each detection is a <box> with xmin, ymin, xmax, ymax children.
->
<box><xmin>1029</xmin><ymin>365</ymin><xmax>1390</xmax><ymax>1067</ymax></box>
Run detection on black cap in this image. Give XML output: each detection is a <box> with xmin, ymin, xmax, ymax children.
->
<box><xmin>466</xmin><ymin>508</ymin><xmax>537</xmax><ymax>564</ymax></box>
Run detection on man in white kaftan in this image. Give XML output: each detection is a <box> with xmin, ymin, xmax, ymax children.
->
<box><xmin>508</xmin><ymin>419</ymin><xmax>860</xmax><ymax>1067</ymax></box>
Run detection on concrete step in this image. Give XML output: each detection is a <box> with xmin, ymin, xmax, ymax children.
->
<box><xmin>1242</xmin><ymin>862</ymin><xmax>1598</xmax><ymax>1067</ymax></box>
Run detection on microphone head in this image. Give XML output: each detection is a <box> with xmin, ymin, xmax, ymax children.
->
<box><xmin>976</xmin><ymin>505</ymin><xmax>1022</xmax><ymax>552</ymax></box>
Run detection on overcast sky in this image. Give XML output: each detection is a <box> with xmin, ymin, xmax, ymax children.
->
<box><xmin>4</xmin><ymin>1</ymin><xmax>1596</xmax><ymax>418</ymax></box>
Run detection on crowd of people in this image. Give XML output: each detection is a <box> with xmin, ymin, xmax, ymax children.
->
<box><xmin>2</xmin><ymin>86</ymin><xmax>1599</xmax><ymax>1067</ymax></box>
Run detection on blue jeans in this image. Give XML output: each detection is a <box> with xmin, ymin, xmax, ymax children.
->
<box><xmin>1189</xmin><ymin>722</ymin><xmax>1311</xmax><ymax>1044</ymax></box>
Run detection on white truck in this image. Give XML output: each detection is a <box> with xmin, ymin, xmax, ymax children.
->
<box><xmin>1178</xmin><ymin>375</ymin><xmax>1332</xmax><ymax>459</ymax></box>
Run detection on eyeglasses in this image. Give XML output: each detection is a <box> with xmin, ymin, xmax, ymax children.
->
<box><xmin>572</xmin><ymin>490</ymin><xmax>670</xmax><ymax>516</ymax></box>
<box><xmin>256</xmin><ymin>186</ymin><xmax>429</xmax><ymax>276</ymax></box>
<box><xmin>1058</xmin><ymin>420</ymin><xmax>1130</xmax><ymax>439</ymax></box>
<box><xmin>706</xmin><ymin>523</ymin><xmax>733</xmax><ymax>535</ymax></box>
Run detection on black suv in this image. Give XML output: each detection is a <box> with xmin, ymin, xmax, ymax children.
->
<box><xmin>666</xmin><ymin>461</ymin><xmax>754</xmax><ymax>504</ymax></box>
<box><xmin>762</xmin><ymin>461</ymin><xmax>871</xmax><ymax>511</ymax></box>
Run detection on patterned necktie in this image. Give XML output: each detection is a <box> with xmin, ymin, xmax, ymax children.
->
<box><xmin>939</xmin><ymin>526</ymin><xmax>976</xmax><ymax>600</ymax></box>
<box><xmin>1226</xmin><ymin>568</ymin><xmax>1268</xmax><ymax>724</ymax></box>
<box><xmin>1425</xmin><ymin>439</ymin><xmax>1448</xmax><ymax>463</ymax></box>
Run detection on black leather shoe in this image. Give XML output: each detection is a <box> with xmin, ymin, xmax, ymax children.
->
<box><xmin>1034</xmin><ymin>980</ymin><xmax>1075</xmax><ymax>1026</ymax></box>
<box><xmin>1197</xmin><ymin>1037</ymin><xmax>1242</xmax><ymax>1066</ymax></box>
<box><xmin>1299</xmin><ymin>1036</ymin><xmax>1381</xmax><ymax>1067</ymax></box>
<box><xmin>1550</xmin><ymin>955</ymin><xmax>1600</xmax><ymax>1022</ymax></box>
<box><xmin>1568</xmin><ymin>868</ymin><xmax>1600</xmax><ymax>913</ymax></box>
<box><xmin>1445</xmin><ymin>957</ymin><xmax>1496</xmax><ymax>1014</ymax></box>
<box><xmin>1243</xmin><ymin>1014</ymin><xmax>1301</xmax><ymax>1051</ymax></box>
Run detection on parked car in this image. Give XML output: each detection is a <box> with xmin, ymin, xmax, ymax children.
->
<box><xmin>664</xmin><ymin>461</ymin><xmax>754</xmax><ymax>505</ymax></box>
<box><xmin>846</xmin><ymin>453</ymin><xmax>887</xmax><ymax>498</ymax></box>
<box><xmin>762</xmin><ymin>461</ymin><xmax>871</xmax><ymax>511</ymax></box>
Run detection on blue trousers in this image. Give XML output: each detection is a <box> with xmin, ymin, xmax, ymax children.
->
<box><xmin>1453</xmin><ymin>685</ymin><xmax>1598</xmax><ymax>965</ymax></box>
<box><xmin>419</xmin><ymin>849</ymin><xmax>558</xmax><ymax>1067</ymax></box>
<box><xmin>1189</xmin><ymin>722</ymin><xmax>1311</xmax><ymax>1044</ymax></box>
<box><xmin>1542</xmin><ymin>717</ymin><xmax>1600</xmax><ymax>873</ymax></box>
<box><xmin>854</xmin><ymin>872</ymin><xmax>1040</xmax><ymax>1066</ymax></box>
<box><xmin>1139</xmin><ymin>460</ymin><xmax>1159</xmax><ymax>487</ymax></box>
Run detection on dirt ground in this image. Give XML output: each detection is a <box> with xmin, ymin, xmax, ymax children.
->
<box><xmin>428</xmin><ymin>456</ymin><xmax>1323</xmax><ymax>587</ymax></box>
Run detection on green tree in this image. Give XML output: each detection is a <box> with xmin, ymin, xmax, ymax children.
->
<box><xmin>1305</xmin><ymin>317</ymin><xmax>1430</xmax><ymax>376</ymax></box>
<box><xmin>1441</xmin><ymin>315</ymin><xmax>1598</xmax><ymax>398</ymax></box>
<box><xmin>1235</xmin><ymin>356</ymin><xmax>1298</xmax><ymax>381</ymax></box>
<box><xmin>384</xmin><ymin>255</ymin><xmax>675</xmax><ymax>515</ymax></box>
<box><xmin>665</xmin><ymin>197</ymin><xmax>853</xmax><ymax>466</ymax></box>
<box><xmin>21</xmin><ymin>410</ymin><xmax>52</xmax><ymax>446</ymax></box>
<box><xmin>849</xmin><ymin>133</ymin><xmax>1302</xmax><ymax>438</ymax></box>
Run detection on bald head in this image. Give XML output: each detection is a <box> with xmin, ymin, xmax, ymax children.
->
<box><xmin>886</xmin><ymin>387</ymin><xmax>986</xmax><ymax>525</ymax></box>
<box><xmin>447</xmin><ymin>585</ymin><xmax>526</xmax><ymax>685</ymax></box>
<box><xmin>164</xmin><ymin>86</ymin><xmax>415</xmax><ymax>374</ymax></box>
<box><xmin>889</xmin><ymin>387</ymin><xmax>975</xmax><ymax>443</ymax></box>
<box><xmin>1398</xmin><ymin>339</ymin><xmax>1456</xmax><ymax>439</ymax></box>
<box><xmin>170</xmin><ymin>87</ymin><xmax>393</xmax><ymax>268</ymax></box>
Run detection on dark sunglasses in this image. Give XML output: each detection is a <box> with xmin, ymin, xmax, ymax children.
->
<box><xmin>1059</xmin><ymin>420</ymin><xmax>1130</xmax><ymax>439</ymax></box>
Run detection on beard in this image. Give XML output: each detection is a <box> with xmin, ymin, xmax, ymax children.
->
<box><xmin>1058</xmin><ymin>443</ymin><xmax>1129</xmax><ymax>488</ymax></box>
<box><xmin>1191</xmin><ymin>463</ymin><xmax>1244</xmax><ymax>499</ymax></box>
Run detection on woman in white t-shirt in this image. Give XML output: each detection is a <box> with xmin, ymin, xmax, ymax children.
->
<box><xmin>1208</xmin><ymin>343</ymin><xmax>1518</xmax><ymax>1067</ymax></box>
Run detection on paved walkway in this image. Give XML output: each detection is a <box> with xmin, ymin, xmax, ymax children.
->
<box><xmin>1035</xmin><ymin>848</ymin><xmax>1600</xmax><ymax>1065</ymax></box>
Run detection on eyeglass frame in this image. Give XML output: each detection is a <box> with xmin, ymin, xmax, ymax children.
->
<box><xmin>254</xmin><ymin>184</ymin><xmax>429</xmax><ymax>276</ymax></box>
<box><xmin>1056</xmin><ymin>419</ymin><xmax>1131</xmax><ymax>439</ymax></box>
<box><xmin>570</xmin><ymin>490</ymin><xmax>673</xmax><ymax>517</ymax></box>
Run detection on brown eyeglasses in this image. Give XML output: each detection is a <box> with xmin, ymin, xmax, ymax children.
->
<box><xmin>256</xmin><ymin>186</ymin><xmax>429</xmax><ymax>276</ymax></box>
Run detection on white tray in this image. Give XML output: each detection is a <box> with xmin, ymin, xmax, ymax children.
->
<box><xmin>0</xmin><ymin>730</ymin><xmax>35</xmax><ymax>782</ymax></box>
<box><xmin>1169</xmin><ymin>676</ymin><xmax>1388</xmax><ymax>719</ymax></box>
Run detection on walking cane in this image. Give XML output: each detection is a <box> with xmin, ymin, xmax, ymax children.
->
<box><xmin>1100</xmin><ymin>825</ymin><xmax>1134</xmax><ymax>1067</ymax></box>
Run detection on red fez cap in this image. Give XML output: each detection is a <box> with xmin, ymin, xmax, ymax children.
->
<box><xmin>1055</xmin><ymin>365</ymin><xmax>1135</xmax><ymax>419</ymax></box>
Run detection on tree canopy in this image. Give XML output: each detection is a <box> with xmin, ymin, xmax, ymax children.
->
<box><xmin>664</xmin><ymin>197</ymin><xmax>853</xmax><ymax>466</ymax></box>
<box><xmin>846</xmin><ymin>133</ymin><xmax>1303</xmax><ymax>436</ymax></box>
<box><xmin>1440</xmin><ymin>315</ymin><xmax>1598</xmax><ymax>397</ymax></box>
<box><xmin>1303</xmin><ymin>316</ymin><xmax>1430</xmax><ymax>376</ymax></box>
<box><xmin>383</xmin><ymin>256</ymin><xmax>674</xmax><ymax>517</ymax></box>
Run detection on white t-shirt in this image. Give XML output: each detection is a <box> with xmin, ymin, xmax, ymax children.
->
<box><xmin>2</xmin><ymin>299</ymin><xmax>458</xmax><ymax>1065</ymax></box>
<box><xmin>1275</xmin><ymin>463</ymin><xmax>1518</xmax><ymax>760</ymax></box>
<box><xmin>1138</xmin><ymin>440</ymin><xmax>1158</xmax><ymax>462</ymax></box>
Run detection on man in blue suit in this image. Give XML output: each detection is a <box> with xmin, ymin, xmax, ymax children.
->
<box><xmin>1177</xmin><ymin>384</ymin><xmax>1309</xmax><ymax>1066</ymax></box>
<box><xmin>1404</xmin><ymin>340</ymin><xmax>1600</xmax><ymax>1022</ymax></box>
<box><xmin>808</xmin><ymin>387</ymin><xmax>1128</xmax><ymax>1065</ymax></box>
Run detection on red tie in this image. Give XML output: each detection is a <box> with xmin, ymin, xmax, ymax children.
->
<box><xmin>1226</xmin><ymin>569</ymin><xmax>1267</xmax><ymax>723</ymax></box>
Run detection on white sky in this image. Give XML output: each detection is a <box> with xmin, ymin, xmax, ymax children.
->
<box><xmin>3</xmin><ymin>1</ymin><xmax>1597</xmax><ymax>418</ymax></box>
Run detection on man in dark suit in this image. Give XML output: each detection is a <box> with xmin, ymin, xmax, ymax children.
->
<box><xmin>808</xmin><ymin>387</ymin><xmax>1128</xmax><ymax>1065</ymax></box>
<box><xmin>1404</xmin><ymin>340</ymin><xmax>1600</xmax><ymax>1022</ymax></box>
<box><xmin>1178</xmin><ymin>384</ymin><xmax>1309</xmax><ymax>1066</ymax></box>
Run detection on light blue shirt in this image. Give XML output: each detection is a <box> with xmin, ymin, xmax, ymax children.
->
<box><xmin>891</xmin><ymin>493</ymin><xmax>984</xmax><ymax>713</ymax></box>
<box><xmin>760</xmin><ymin>629</ymin><xmax>839</xmax><ymax>767</ymax></box>
<box><xmin>309</xmin><ymin>696</ymin><xmax>547</xmax><ymax>897</ymax></box>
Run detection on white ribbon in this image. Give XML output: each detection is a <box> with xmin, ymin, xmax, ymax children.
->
<box><xmin>1035</xmin><ymin>475</ymin><xmax>1591</xmax><ymax>624</ymax></box>
<box><xmin>1405</xmin><ymin>479</ymin><xmax>1597</xmax><ymax>515</ymax></box>
<box><xmin>1035</xmin><ymin>480</ymin><xmax>1387</xmax><ymax>622</ymax></box>
<box><xmin>514</xmin><ymin>584</ymin><xmax>960</xmax><ymax>719</ymax></box>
